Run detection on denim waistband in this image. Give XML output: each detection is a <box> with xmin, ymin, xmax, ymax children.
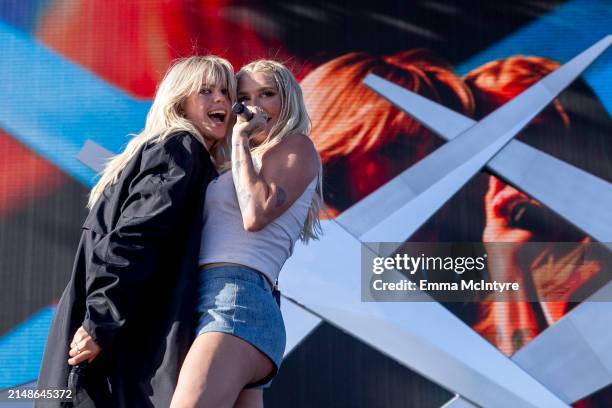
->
<box><xmin>199</xmin><ymin>265</ymin><xmax>272</xmax><ymax>292</ymax></box>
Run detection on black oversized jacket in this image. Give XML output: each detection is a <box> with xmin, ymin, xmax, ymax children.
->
<box><xmin>35</xmin><ymin>132</ymin><xmax>217</xmax><ymax>407</ymax></box>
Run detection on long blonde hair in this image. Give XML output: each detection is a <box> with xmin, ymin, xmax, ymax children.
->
<box><xmin>237</xmin><ymin>60</ymin><xmax>323</xmax><ymax>242</ymax></box>
<box><xmin>88</xmin><ymin>55</ymin><xmax>235</xmax><ymax>209</ymax></box>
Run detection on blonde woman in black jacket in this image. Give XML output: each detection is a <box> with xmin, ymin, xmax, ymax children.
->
<box><xmin>36</xmin><ymin>55</ymin><xmax>235</xmax><ymax>408</ymax></box>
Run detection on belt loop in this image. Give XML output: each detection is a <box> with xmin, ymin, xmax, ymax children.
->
<box><xmin>262</xmin><ymin>273</ymin><xmax>272</xmax><ymax>292</ymax></box>
<box><xmin>263</xmin><ymin>274</ymin><xmax>270</xmax><ymax>291</ymax></box>
<box><xmin>272</xmin><ymin>279</ymin><xmax>281</xmax><ymax>308</ymax></box>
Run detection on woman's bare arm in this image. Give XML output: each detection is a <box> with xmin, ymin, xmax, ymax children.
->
<box><xmin>232</xmin><ymin>112</ymin><xmax>318</xmax><ymax>231</ymax></box>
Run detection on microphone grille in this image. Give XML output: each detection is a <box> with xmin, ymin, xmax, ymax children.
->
<box><xmin>232</xmin><ymin>103</ymin><xmax>245</xmax><ymax>115</ymax></box>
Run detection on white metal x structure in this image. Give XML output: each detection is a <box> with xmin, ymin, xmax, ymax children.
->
<box><xmin>362</xmin><ymin>35</ymin><xmax>612</xmax><ymax>408</ymax></box>
<box><xmin>339</xmin><ymin>35</ymin><xmax>611</xmax><ymax>251</ymax></box>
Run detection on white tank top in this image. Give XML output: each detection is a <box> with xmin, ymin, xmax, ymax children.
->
<box><xmin>199</xmin><ymin>166</ymin><xmax>317</xmax><ymax>286</ymax></box>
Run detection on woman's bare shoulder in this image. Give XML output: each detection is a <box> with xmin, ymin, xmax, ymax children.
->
<box><xmin>261</xmin><ymin>133</ymin><xmax>319</xmax><ymax>179</ymax></box>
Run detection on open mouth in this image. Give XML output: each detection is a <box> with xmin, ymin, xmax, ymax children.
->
<box><xmin>207</xmin><ymin>110</ymin><xmax>226</xmax><ymax>124</ymax></box>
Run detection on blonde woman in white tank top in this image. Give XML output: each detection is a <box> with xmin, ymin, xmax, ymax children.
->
<box><xmin>171</xmin><ymin>61</ymin><xmax>323</xmax><ymax>408</ymax></box>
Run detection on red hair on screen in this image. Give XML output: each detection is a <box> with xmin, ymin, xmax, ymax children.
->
<box><xmin>301</xmin><ymin>49</ymin><xmax>474</xmax><ymax>214</ymax></box>
<box><xmin>463</xmin><ymin>55</ymin><xmax>570</xmax><ymax>126</ymax></box>
<box><xmin>303</xmin><ymin>49</ymin><xmax>474</xmax><ymax>163</ymax></box>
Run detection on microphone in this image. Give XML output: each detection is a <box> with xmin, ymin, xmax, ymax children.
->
<box><xmin>509</xmin><ymin>202</ymin><xmax>555</xmax><ymax>232</ymax></box>
<box><xmin>68</xmin><ymin>361</ymin><xmax>89</xmax><ymax>390</ymax></box>
<box><xmin>508</xmin><ymin>202</ymin><xmax>583</xmax><ymax>240</ymax></box>
<box><xmin>232</xmin><ymin>102</ymin><xmax>253</xmax><ymax>121</ymax></box>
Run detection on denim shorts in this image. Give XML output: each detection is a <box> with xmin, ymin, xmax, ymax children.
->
<box><xmin>196</xmin><ymin>265</ymin><xmax>286</xmax><ymax>388</ymax></box>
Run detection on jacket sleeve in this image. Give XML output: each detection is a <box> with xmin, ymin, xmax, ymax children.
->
<box><xmin>82</xmin><ymin>134</ymin><xmax>205</xmax><ymax>349</ymax></box>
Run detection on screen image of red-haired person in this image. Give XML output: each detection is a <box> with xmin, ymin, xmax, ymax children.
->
<box><xmin>301</xmin><ymin>50</ymin><xmax>612</xmax><ymax>361</ymax></box>
<box><xmin>464</xmin><ymin>56</ymin><xmax>612</xmax><ymax>356</ymax></box>
<box><xmin>300</xmin><ymin>49</ymin><xmax>474</xmax><ymax>218</ymax></box>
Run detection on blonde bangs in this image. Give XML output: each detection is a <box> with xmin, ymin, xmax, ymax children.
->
<box><xmin>191</xmin><ymin>58</ymin><xmax>236</xmax><ymax>103</ymax></box>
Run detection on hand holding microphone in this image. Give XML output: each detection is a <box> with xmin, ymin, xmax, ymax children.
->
<box><xmin>67</xmin><ymin>326</ymin><xmax>100</xmax><ymax>392</ymax></box>
<box><xmin>232</xmin><ymin>102</ymin><xmax>253</xmax><ymax>121</ymax></box>
<box><xmin>232</xmin><ymin>103</ymin><xmax>268</xmax><ymax>139</ymax></box>
<box><xmin>68</xmin><ymin>326</ymin><xmax>101</xmax><ymax>366</ymax></box>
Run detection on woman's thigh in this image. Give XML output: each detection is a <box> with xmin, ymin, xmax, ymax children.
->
<box><xmin>171</xmin><ymin>331</ymin><xmax>273</xmax><ymax>408</ymax></box>
<box><xmin>234</xmin><ymin>389</ymin><xmax>264</xmax><ymax>408</ymax></box>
